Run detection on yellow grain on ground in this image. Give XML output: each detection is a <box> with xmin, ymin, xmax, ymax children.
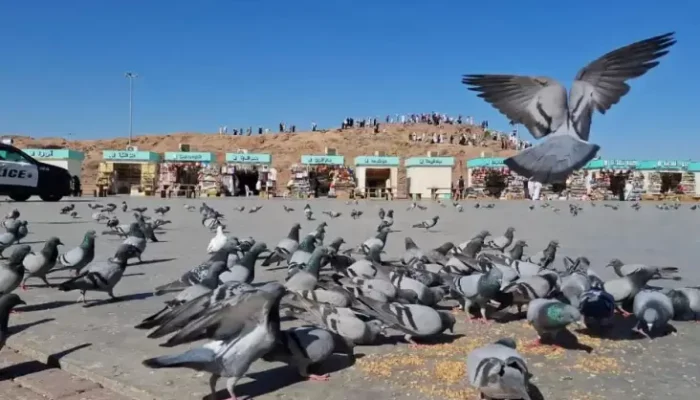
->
<box><xmin>571</xmin><ymin>355</ymin><xmax>622</xmax><ymax>374</ymax></box>
<box><xmin>356</xmin><ymin>353</ymin><xmax>425</xmax><ymax>377</ymax></box>
<box><xmin>433</xmin><ymin>360</ymin><xmax>465</xmax><ymax>384</ymax></box>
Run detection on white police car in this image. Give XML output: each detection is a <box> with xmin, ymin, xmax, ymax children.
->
<box><xmin>0</xmin><ymin>143</ymin><xmax>73</xmax><ymax>202</ymax></box>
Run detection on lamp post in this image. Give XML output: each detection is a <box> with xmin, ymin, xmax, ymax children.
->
<box><xmin>125</xmin><ymin>72</ymin><xmax>138</xmax><ymax>145</ymax></box>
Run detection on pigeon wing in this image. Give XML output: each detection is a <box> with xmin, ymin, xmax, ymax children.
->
<box><xmin>59</xmin><ymin>247</ymin><xmax>85</xmax><ymax>267</ymax></box>
<box><xmin>461</xmin><ymin>74</ymin><xmax>568</xmax><ymax>139</ymax></box>
<box><xmin>569</xmin><ymin>32</ymin><xmax>676</xmax><ymax>141</ymax></box>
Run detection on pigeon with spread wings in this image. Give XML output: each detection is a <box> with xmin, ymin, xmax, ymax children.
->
<box><xmin>462</xmin><ymin>32</ymin><xmax>676</xmax><ymax>183</ymax></box>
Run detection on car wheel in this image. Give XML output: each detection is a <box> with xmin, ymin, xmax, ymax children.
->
<box><xmin>9</xmin><ymin>193</ymin><xmax>31</xmax><ymax>202</ymax></box>
<box><xmin>39</xmin><ymin>193</ymin><xmax>63</xmax><ymax>202</ymax></box>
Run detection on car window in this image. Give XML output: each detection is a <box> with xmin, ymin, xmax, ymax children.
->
<box><xmin>2</xmin><ymin>149</ymin><xmax>33</xmax><ymax>163</ymax></box>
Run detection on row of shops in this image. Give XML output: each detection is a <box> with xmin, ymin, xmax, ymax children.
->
<box><xmin>466</xmin><ymin>157</ymin><xmax>699</xmax><ymax>199</ymax></box>
<box><xmin>19</xmin><ymin>147</ymin><xmax>700</xmax><ymax>200</ymax></box>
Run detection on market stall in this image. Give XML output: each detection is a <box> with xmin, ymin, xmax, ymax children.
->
<box><xmin>223</xmin><ymin>152</ymin><xmax>275</xmax><ymax>197</ymax></box>
<box><xmin>159</xmin><ymin>151</ymin><xmax>216</xmax><ymax>197</ymax></box>
<box><xmin>98</xmin><ymin>150</ymin><xmax>160</xmax><ymax>196</ymax></box>
<box><xmin>291</xmin><ymin>154</ymin><xmax>353</xmax><ymax>198</ymax></box>
<box><xmin>580</xmin><ymin>159</ymin><xmax>639</xmax><ymax>200</ymax></box>
<box><xmin>637</xmin><ymin>160</ymin><xmax>693</xmax><ymax>199</ymax></box>
<box><xmin>354</xmin><ymin>155</ymin><xmax>400</xmax><ymax>199</ymax></box>
<box><xmin>405</xmin><ymin>155</ymin><xmax>454</xmax><ymax>200</ymax></box>
<box><xmin>688</xmin><ymin>162</ymin><xmax>700</xmax><ymax>196</ymax></box>
<box><xmin>22</xmin><ymin>148</ymin><xmax>84</xmax><ymax>180</ymax></box>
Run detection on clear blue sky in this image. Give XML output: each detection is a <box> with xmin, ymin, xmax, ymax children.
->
<box><xmin>1</xmin><ymin>0</ymin><xmax>697</xmax><ymax>159</ymax></box>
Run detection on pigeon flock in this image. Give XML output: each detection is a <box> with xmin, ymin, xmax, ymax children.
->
<box><xmin>0</xmin><ymin>199</ymin><xmax>699</xmax><ymax>400</ymax></box>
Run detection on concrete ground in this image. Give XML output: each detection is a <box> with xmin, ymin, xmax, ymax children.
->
<box><xmin>3</xmin><ymin>196</ymin><xmax>700</xmax><ymax>400</ymax></box>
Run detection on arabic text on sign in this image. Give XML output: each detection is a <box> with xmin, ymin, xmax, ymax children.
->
<box><xmin>312</xmin><ymin>157</ymin><xmax>331</xmax><ymax>164</ymax></box>
<box><xmin>419</xmin><ymin>158</ymin><xmax>443</xmax><ymax>165</ymax></box>
<box><xmin>29</xmin><ymin>150</ymin><xmax>54</xmax><ymax>158</ymax></box>
<box><xmin>175</xmin><ymin>154</ymin><xmax>203</xmax><ymax>161</ymax></box>
<box><xmin>362</xmin><ymin>158</ymin><xmax>388</xmax><ymax>165</ymax></box>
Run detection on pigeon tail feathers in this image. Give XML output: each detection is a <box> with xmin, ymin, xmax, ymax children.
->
<box><xmin>505</xmin><ymin>134</ymin><xmax>600</xmax><ymax>184</ymax></box>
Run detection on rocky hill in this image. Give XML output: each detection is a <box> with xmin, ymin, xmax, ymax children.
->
<box><xmin>8</xmin><ymin>123</ymin><xmax>518</xmax><ymax>195</ymax></box>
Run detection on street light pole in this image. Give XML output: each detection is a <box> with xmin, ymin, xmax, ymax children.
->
<box><xmin>125</xmin><ymin>72</ymin><xmax>138</xmax><ymax>145</ymax></box>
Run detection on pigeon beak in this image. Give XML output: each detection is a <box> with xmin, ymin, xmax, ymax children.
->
<box><xmin>646</xmin><ymin>322</ymin><xmax>654</xmax><ymax>333</ymax></box>
<box><xmin>18</xmin><ymin>299</ymin><xmax>26</xmax><ymax>305</ymax></box>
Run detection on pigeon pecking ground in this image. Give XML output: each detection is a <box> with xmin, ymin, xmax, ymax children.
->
<box><xmin>3</xmin><ymin>196</ymin><xmax>700</xmax><ymax>400</ymax></box>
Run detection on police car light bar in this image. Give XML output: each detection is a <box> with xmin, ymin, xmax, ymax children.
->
<box><xmin>1</xmin><ymin>138</ymin><xmax>13</xmax><ymax>145</ymax></box>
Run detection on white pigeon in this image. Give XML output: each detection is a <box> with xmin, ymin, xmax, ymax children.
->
<box><xmin>207</xmin><ymin>226</ymin><xmax>228</xmax><ymax>254</ymax></box>
<box><xmin>462</xmin><ymin>32</ymin><xmax>676</xmax><ymax>183</ymax></box>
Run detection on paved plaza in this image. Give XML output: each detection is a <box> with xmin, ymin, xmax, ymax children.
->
<box><xmin>2</xmin><ymin>197</ymin><xmax>700</xmax><ymax>400</ymax></box>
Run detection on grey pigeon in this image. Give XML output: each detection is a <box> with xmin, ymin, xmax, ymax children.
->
<box><xmin>458</xmin><ymin>230</ymin><xmax>490</xmax><ymax>257</ymax></box>
<box><xmin>424</xmin><ymin>242</ymin><xmax>454</xmax><ymax>266</ymax></box>
<box><xmin>58</xmin><ymin>230</ymin><xmax>97</xmax><ymax>276</ymax></box>
<box><xmin>153</xmin><ymin>244</ymin><xmax>239</xmax><ymax>295</ymax></box>
<box><xmin>142</xmin><ymin>282</ymin><xmax>287</xmax><ymax>400</ymax></box>
<box><xmin>283</xmin><ymin>205</ymin><xmax>294</xmax><ymax>212</ymax></box>
<box><xmin>604</xmin><ymin>267</ymin><xmax>666</xmax><ymax>315</ymax></box>
<box><xmin>248</xmin><ymin>205</ymin><xmax>263</xmax><ymax>213</ymax></box>
<box><xmin>361</xmin><ymin>229</ymin><xmax>389</xmax><ymax>255</ymax></box>
<box><xmin>559</xmin><ymin>270</ymin><xmax>590</xmax><ymax>308</ymax></box>
<box><xmin>136</xmin><ymin>261</ymin><xmax>229</xmax><ymax>330</ymax></box>
<box><xmin>451</xmin><ymin>265</ymin><xmax>503</xmax><ymax>321</ymax></box>
<box><xmin>0</xmin><ymin>293</ymin><xmax>26</xmax><ymax>352</ymax></box>
<box><xmin>526</xmin><ymin>298</ymin><xmax>582</xmax><ymax>345</ymax></box>
<box><xmin>486</xmin><ymin>227</ymin><xmax>515</xmax><ymax>252</ymax></box>
<box><xmin>633</xmin><ymin>289</ymin><xmax>675</xmax><ymax>338</ymax></box>
<box><xmin>154</xmin><ymin>206</ymin><xmax>170</xmax><ymax>216</ymax></box>
<box><xmin>219</xmin><ymin>243</ymin><xmax>268</xmax><ymax>284</ymax></box>
<box><xmin>607</xmin><ymin>259</ymin><xmax>679</xmax><ymax>279</ymax></box>
<box><xmin>120</xmin><ymin>222</ymin><xmax>147</xmax><ymax>263</ymax></box>
<box><xmin>285</xmin><ymin>246</ymin><xmax>328</xmax><ymax>292</ymax></box>
<box><xmin>57</xmin><ymin>245</ymin><xmax>134</xmax><ymax>303</ymax></box>
<box><xmin>502</xmin><ymin>270</ymin><xmax>561</xmax><ymax>312</ymax></box>
<box><xmin>527</xmin><ymin>240</ymin><xmax>558</xmax><ymax>268</ymax></box>
<box><xmin>462</xmin><ymin>33</ymin><xmax>676</xmax><ymax>183</ymax></box>
<box><xmin>323</xmin><ymin>210</ymin><xmax>342</xmax><ymax>219</ymax></box>
<box><xmin>0</xmin><ymin>246</ymin><xmax>32</xmax><ymax>295</ymax></box>
<box><xmin>466</xmin><ymin>338</ymin><xmax>531</xmax><ymax>400</ymax></box>
<box><xmin>350</xmin><ymin>209</ymin><xmax>363</xmax><ymax>219</ymax></box>
<box><xmin>16</xmin><ymin>221</ymin><xmax>29</xmax><ymax>243</ymax></box>
<box><xmin>412</xmin><ymin>216</ymin><xmax>439</xmax><ymax>230</ymax></box>
<box><xmin>22</xmin><ymin>237</ymin><xmax>63</xmax><ymax>289</ymax></box>
<box><xmin>508</xmin><ymin>240</ymin><xmax>527</xmax><ymax>261</ymax></box>
<box><xmin>262</xmin><ymin>326</ymin><xmax>355</xmax><ymax>381</ymax></box>
<box><xmin>287</xmin><ymin>235</ymin><xmax>317</xmax><ymax>272</ymax></box>
<box><xmin>0</xmin><ymin>224</ymin><xmax>21</xmax><ymax>258</ymax></box>
<box><xmin>304</xmin><ymin>204</ymin><xmax>313</xmax><ymax>220</ymax></box>
<box><xmin>354</xmin><ymin>296</ymin><xmax>455</xmax><ymax>345</ymax></box>
<box><xmin>665</xmin><ymin>287</ymin><xmax>700</xmax><ymax>321</ymax></box>
<box><xmin>261</xmin><ymin>224</ymin><xmax>301</xmax><ymax>267</ymax></box>
<box><xmin>401</xmin><ymin>237</ymin><xmax>425</xmax><ymax>266</ymax></box>
<box><xmin>389</xmin><ymin>272</ymin><xmax>444</xmax><ymax>307</ymax></box>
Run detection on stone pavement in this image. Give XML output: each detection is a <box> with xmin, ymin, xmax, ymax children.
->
<box><xmin>0</xmin><ymin>348</ymin><xmax>129</xmax><ymax>400</ymax></box>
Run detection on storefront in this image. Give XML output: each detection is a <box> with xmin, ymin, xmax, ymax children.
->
<box><xmin>159</xmin><ymin>151</ymin><xmax>217</xmax><ymax>197</ymax></box>
<box><xmin>98</xmin><ymin>150</ymin><xmax>160</xmax><ymax>196</ymax></box>
<box><xmin>581</xmin><ymin>159</ymin><xmax>640</xmax><ymax>200</ymax></box>
<box><xmin>291</xmin><ymin>155</ymin><xmax>353</xmax><ymax>198</ymax></box>
<box><xmin>22</xmin><ymin>148</ymin><xmax>85</xmax><ymax>181</ymax></box>
<box><xmin>405</xmin><ymin>156</ymin><xmax>454</xmax><ymax>200</ymax></box>
<box><xmin>637</xmin><ymin>160</ymin><xmax>693</xmax><ymax>197</ymax></box>
<box><xmin>688</xmin><ymin>162</ymin><xmax>700</xmax><ymax>196</ymax></box>
<box><xmin>354</xmin><ymin>155</ymin><xmax>400</xmax><ymax>199</ymax></box>
<box><xmin>223</xmin><ymin>152</ymin><xmax>275</xmax><ymax>197</ymax></box>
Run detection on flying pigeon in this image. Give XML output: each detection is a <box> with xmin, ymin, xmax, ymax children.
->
<box><xmin>249</xmin><ymin>205</ymin><xmax>263</xmax><ymax>213</ymax></box>
<box><xmin>0</xmin><ymin>293</ymin><xmax>25</xmax><ymax>352</ymax></box>
<box><xmin>103</xmin><ymin>203</ymin><xmax>117</xmax><ymax>213</ymax></box>
<box><xmin>412</xmin><ymin>216</ymin><xmax>439</xmax><ymax>230</ymax></box>
<box><xmin>88</xmin><ymin>203</ymin><xmax>103</xmax><ymax>210</ymax></box>
<box><xmin>60</xmin><ymin>204</ymin><xmax>75</xmax><ymax>214</ymax></box>
<box><xmin>0</xmin><ymin>246</ymin><xmax>32</xmax><ymax>295</ymax></box>
<box><xmin>283</xmin><ymin>205</ymin><xmax>295</xmax><ymax>212</ymax></box>
<box><xmin>462</xmin><ymin>32</ymin><xmax>676</xmax><ymax>183</ymax></box>
<box><xmin>466</xmin><ymin>338</ymin><xmax>531</xmax><ymax>400</ymax></box>
<box><xmin>132</xmin><ymin>207</ymin><xmax>147</xmax><ymax>213</ymax></box>
<box><xmin>58</xmin><ymin>230</ymin><xmax>97</xmax><ymax>276</ymax></box>
<box><xmin>350</xmin><ymin>209</ymin><xmax>363</xmax><ymax>219</ymax></box>
<box><xmin>21</xmin><ymin>237</ymin><xmax>63</xmax><ymax>289</ymax></box>
<box><xmin>323</xmin><ymin>211</ymin><xmax>342</xmax><ymax>219</ymax></box>
<box><xmin>142</xmin><ymin>282</ymin><xmax>288</xmax><ymax>400</ymax></box>
<box><xmin>154</xmin><ymin>206</ymin><xmax>170</xmax><ymax>216</ymax></box>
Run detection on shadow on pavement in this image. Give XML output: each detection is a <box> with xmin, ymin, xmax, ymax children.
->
<box><xmin>83</xmin><ymin>291</ymin><xmax>154</xmax><ymax>308</ymax></box>
<box><xmin>0</xmin><ymin>343</ymin><xmax>91</xmax><ymax>381</ymax></box>
<box><xmin>8</xmin><ymin>318</ymin><xmax>55</xmax><ymax>335</ymax></box>
<box><xmin>37</xmin><ymin>221</ymin><xmax>91</xmax><ymax>225</ymax></box>
<box><xmin>131</xmin><ymin>258</ymin><xmax>178</xmax><ymax>267</ymax></box>
<box><xmin>17</xmin><ymin>300</ymin><xmax>75</xmax><ymax>312</ymax></box>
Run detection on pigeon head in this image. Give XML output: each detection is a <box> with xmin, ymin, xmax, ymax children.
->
<box><xmin>548</xmin><ymin>240</ymin><xmax>559</xmax><ymax>248</ymax></box>
<box><xmin>9</xmin><ymin>209</ymin><xmax>20</xmax><ymax>219</ymax></box>
<box><xmin>505</xmin><ymin>227</ymin><xmax>515</xmax><ymax>235</ymax></box>
<box><xmin>20</xmin><ymin>220</ymin><xmax>28</xmax><ymax>227</ymax></box>
<box><xmin>317</xmin><ymin>222</ymin><xmax>328</xmax><ymax>229</ymax></box>
<box><xmin>606</xmin><ymin>259</ymin><xmax>623</xmax><ymax>269</ymax></box>
<box><xmin>641</xmin><ymin>308</ymin><xmax>660</xmax><ymax>333</ymax></box>
<box><xmin>81</xmin><ymin>230</ymin><xmax>97</xmax><ymax>245</ymax></box>
<box><xmin>514</xmin><ymin>240</ymin><xmax>527</xmax><ymax>247</ymax></box>
<box><xmin>291</xmin><ymin>223</ymin><xmax>302</xmax><ymax>230</ymax></box>
<box><xmin>433</xmin><ymin>216</ymin><xmax>440</xmax><ymax>221</ymax></box>
<box><xmin>8</xmin><ymin>245</ymin><xmax>32</xmax><ymax>266</ymax></box>
<box><xmin>437</xmin><ymin>310</ymin><xmax>456</xmax><ymax>334</ymax></box>
<box><xmin>43</xmin><ymin>237</ymin><xmax>64</xmax><ymax>251</ymax></box>
<box><xmin>329</xmin><ymin>237</ymin><xmax>345</xmax><ymax>250</ymax></box>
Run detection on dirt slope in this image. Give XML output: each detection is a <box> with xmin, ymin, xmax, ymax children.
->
<box><xmin>7</xmin><ymin>123</ymin><xmax>518</xmax><ymax>194</ymax></box>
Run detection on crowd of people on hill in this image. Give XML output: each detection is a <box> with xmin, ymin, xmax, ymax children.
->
<box><xmin>408</xmin><ymin>128</ymin><xmax>531</xmax><ymax>150</ymax></box>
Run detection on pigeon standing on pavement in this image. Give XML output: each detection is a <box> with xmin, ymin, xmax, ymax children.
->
<box><xmin>462</xmin><ymin>32</ymin><xmax>676</xmax><ymax>182</ymax></box>
<box><xmin>118</xmin><ymin>223</ymin><xmax>147</xmax><ymax>263</ymax></box>
<box><xmin>633</xmin><ymin>289</ymin><xmax>675</xmax><ymax>338</ymax></box>
<box><xmin>58</xmin><ymin>245</ymin><xmax>134</xmax><ymax>303</ymax></box>
<box><xmin>22</xmin><ymin>237</ymin><xmax>63</xmax><ymax>289</ymax></box>
<box><xmin>665</xmin><ymin>287</ymin><xmax>700</xmax><ymax>321</ymax></box>
<box><xmin>261</xmin><ymin>224</ymin><xmax>301</xmax><ymax>267</ymax></box>
<box><xmin>154</xmin><ymin>206</ymin><xmax>171</xmax><ymax>216</ymax></box>
<box><xmin>60</xmin><ymin>204</ymin><xmax>75</xmax><ymax>214</ymax></box>
<box><xmin>283</xmin><ymin>205</ymin><xmax>295</xmax><ymax>213</ymax></box>
<box><xmin>527</xmin><ymin>240</ymin><xmax>558</xmax><ymax>268</ymax></box>
<box><xmin>0</xmin><ymin>293</ymin><xmax>26</xmax><ymax>352</ymax></box>
<box><xmin>0</xmin><ymin>246</ymin><xmax>33</xmax><ymax>295</ymax></box>
<box><xmin>466</xmin><ymin>338</ymin><xmax>531</xmax><ymax>400</ymax></box>
<box><xmin>142</xmin><ymin>282</ymin><xmax>288</xmax><ymax>400</ymax></box>
<box><xmin>526</xmin><ymin>298</ymin><xmax>582</xmax><ymax>346</ymax></box>
<box><xmin>58</xmin><ymin>230</ymin><xmax>97</xmax><ymax>276</ymax></box>
<box><xmin>304</xmin><ymin>204</ymin><xmax>313</xmax><ymax>220</ymax></box>
<box><xmin>486</xmin><ymin>227</ymin><xmax>515</xmax><ymax>252</ymax></box>
<box><xmin>412</xmin><ymin>216</ymin><xmax>439</xmax><ymax>230</ymax></box>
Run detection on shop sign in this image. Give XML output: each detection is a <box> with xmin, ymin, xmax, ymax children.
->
<box><xmin>657</xmin><ymin>160</ymin><xmax>689</xmax><ymax>169</ymax></box>
<box><xmin>25</xmin><ymin>149</ymin><xmax>54</xmax><ymax>158</ymax></box>
<box><xmin>301</xmin><ymin>155</ymin><xmax>344</xmax><ymax>165</ymax></box>
<box><xmin>164</xmin><ymin>152</ymin><xmax>213</xmax><ymax>162</ymax></box>
<box><xmin>606</xmin><ymin>159</ymin><xmax>637</xmax><ymax>168</ymax></box>
<box><xmin>405</xmin><ymin>156</ymin><xmax>455</xmax><ymax>167</ymax></box>
<box><xmin>102</xmin><ymin>150</ymin><xmax>158</xmax><ymax>162</ymax></box>
<box><xmin>355</xmin><ymin>156</ymin><xmax>400</xmax><ymax>166</ymax></box>
<box><xmin>226</xmin><ymin>153</ymin><xmax>272</xmax><ymax>164</ymax></box>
